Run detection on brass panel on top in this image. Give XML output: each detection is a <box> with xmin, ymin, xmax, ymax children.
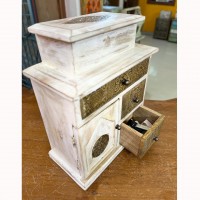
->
<box><xmin>80</xmin><ymin>58</ymin><xmax>149</xmax><ymax>119</ymax></box>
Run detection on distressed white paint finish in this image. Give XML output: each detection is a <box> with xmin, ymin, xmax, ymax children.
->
<box><xmin>28</xmin><ymin>12</ymin><xmax>144</xmax><ymax>42</ymax></box>
<box><xmin>49</xmin><ymin>145</ymin><xmax>124</xmax><ymax>190</ymax></box>
<box><xmin>77</xmin><ymin>100</ymin><xmax>120</xmax><ymax>178</ymax></box>
<box><xmin>73</xmin><ymin>24</ymin><xmax>136</xmax><ymax>74</ymax></box>
<box><xmin>23</xmin><ymin>13</ymin><xmax>159</xmax><ymax>190</ymax></box>
<box><xmin>36</xmin><ymin>35</ymin><xmax>75</xmax><ymax>76</ymax></box>
<box><xmin>31</xmin><ymin>79</ymin><xmax>122</xmax><ymax>184</ymax></box>
<box><xmin>27</xmin><ymin>12</ymin><xmax>144</xmax><ymax>77</ymax></box>
<box><xmin>24</xmin><ymin>52</ymin><xmax>156</xmax><ymax>129</ymax></box>
<box><xmin>23</xmin><ymin>44</ymin><xmax>158</xmax><ymax>99</ymax></box>
<box><xmin>31</xmin><ymin>80</ymin><xmax>83</xmax><ymax>177</ymax></box>
<box><xmin>35</xmin><ymin>24</ymin><xmax>137</xmax><ymax>76</ymax></box>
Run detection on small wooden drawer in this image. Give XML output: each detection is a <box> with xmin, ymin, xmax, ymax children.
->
<box><xmin>121</xmin><ymin>79</ymin><xmax>146</xmax><ymax>119</ymax></box>
<box><xmin>80</xmin><ymin>58</ymin><xmax>149</xmax><ymax>119</ymax></box>
<box><xmin>120</xmin><ymin>106</ymin><xmax>165</xmax><ymax>158</ymax></box>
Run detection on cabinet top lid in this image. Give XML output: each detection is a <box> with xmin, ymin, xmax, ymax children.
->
<box><xmin>28</xmin><ymin>12</ymin><xmax>145</xmax><ymax>42</ymax></box>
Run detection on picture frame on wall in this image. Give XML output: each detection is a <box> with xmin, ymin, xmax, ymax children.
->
<box><xmin>147</xmin><ymin>0</ymin><xmax>175</xmax><ymax>6</ymax></box>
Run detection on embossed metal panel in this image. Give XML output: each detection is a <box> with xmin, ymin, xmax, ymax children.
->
<box><xmin>66</xmin><ymin>15</ymin><xmax>110</xmax><ymax>24</ymax></box>
<box><xmin>92</xmin><ymin>134</ymin><xmax>109</xmax><ymax>158</ymax></box>
<box><xmin>80</xmin><ymin>58</ymin><xmax>149</xmax><ymax>119</ymax></box>
<box><xmin>121</xmin><ymin>79</ymin><xmax>146</xmax><ymax>118</ymax></box>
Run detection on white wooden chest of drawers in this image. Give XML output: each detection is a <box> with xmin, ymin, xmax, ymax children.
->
<box><xmin>23</xmin><ymin>12</ymin><xmax>164</xmax><ymax>190</ymax></box>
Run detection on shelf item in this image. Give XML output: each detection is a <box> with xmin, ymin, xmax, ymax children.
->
<box><xmin>153</xmin><ymin>17</ymin><xmax>171</xmax><ymax>40</ymax></box>
<box><xmin>168</xmin><ymin>19</ymin><xmax>177</xmax><ymax>43</ymax></box>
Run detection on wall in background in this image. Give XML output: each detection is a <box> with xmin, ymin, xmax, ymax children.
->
<box><xmin>139</xmin><ymin>0</ymin><xmax>177</xmax><ymax>32</ymax></box>
<box><xmin>65</xmin><ymin>0</ymin><xmax>81</xmax><ymax>17</ymax></box>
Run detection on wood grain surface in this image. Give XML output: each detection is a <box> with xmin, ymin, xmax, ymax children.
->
<box><xmin>22</xmin><ymin>87</ymin><xmax>177</xmax><ymax>200</ymax></box>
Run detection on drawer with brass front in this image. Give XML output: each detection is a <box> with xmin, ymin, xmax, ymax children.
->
<box><xmin>80</xmin><ymin>58</ymin><xmax>149</xmax><ymax>119</ymax></box>
<box><xmin>121</xmin><ymin>79</ymin><xmax>146</xmax><ymax>119</ymax></box>
<box><xmin>120</xmin><ymin>106</ymin><xmax>165</xmax><ymax>158</ymax></box>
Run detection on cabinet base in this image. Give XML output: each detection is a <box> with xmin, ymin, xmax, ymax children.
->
<box><xmin>49</xmin><ymin>146</ymin><xmax>124</xmax><ymax>190</ymax></box>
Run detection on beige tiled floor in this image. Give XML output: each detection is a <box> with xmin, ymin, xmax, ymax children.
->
<box><xmin>140</xmin><ymin>35</ymin><xmax>177</xmax><ymax>100</ymax></box>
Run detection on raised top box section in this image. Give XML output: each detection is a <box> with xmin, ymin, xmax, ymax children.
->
<box><xmin>26</xmin><ymin>12</ymin><xmax>145</xmax><ymax>80</ymax></box>
<box><xmin>28</xmin><ymin>12</ymin><xmax>145</xmax><ymax>42</ymax></box>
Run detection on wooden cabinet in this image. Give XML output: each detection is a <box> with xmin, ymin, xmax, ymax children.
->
<box><xmin>35</xmin><ymin>0</ymin><xmax>66</xmax><ymax>22</ymax></box>
<box><xmin>23</xmin><ymin>12</ymin><xmax>164</xmax><ymax>190</ymax></box>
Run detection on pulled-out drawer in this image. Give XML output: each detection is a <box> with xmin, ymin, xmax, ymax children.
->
<box><xmin>120</xmin><ymin>106</ymin><xmax>165</xmax><ymax>158</ymax></box>
<box><xmin>80</xmin><ymin>58</ymin><xmax>149</xmax><ymax>119</ymax></box>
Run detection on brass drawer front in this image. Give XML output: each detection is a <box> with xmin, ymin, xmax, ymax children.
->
<box><xmin>80</xmin><ymin>58</ymin><xmax>149</xmax><ymax>119</ymax></box>
<box><xmin>121</xmin><ymin>79</ymin><xmax>146</xmax><ymax>119</ymax></box>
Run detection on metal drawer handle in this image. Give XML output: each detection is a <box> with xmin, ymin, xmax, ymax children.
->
<box><xmin>132</xmin><ymin>97</ymin><xmax>139</xmax><ymax>103</ymax></box>
<box><xmin>115</xmin><ymin>124</ymin><xmax>121</xmax><ymax>130</ymax></box>
<box><xmin>153</xmin><ymin>137</ymin><xmax>159</xmax><ymax>142</ymax></box>
<box><xmin>121</xmin><ymin>79</ymin><xmax>130</xmax><ymax>85</ymax></box>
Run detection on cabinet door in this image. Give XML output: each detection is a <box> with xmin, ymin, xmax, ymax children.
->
<box><xmin>78</xmin><ymin>100</ymin><xmax>120</xmax><ymax>178</ymax></box>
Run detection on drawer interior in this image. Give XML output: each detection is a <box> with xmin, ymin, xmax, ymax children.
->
<box><xmin>120</xmin><ymin>106</ymin><xmax>165</xmax><ymax>158</ymax></box>
<box><xmin>125</xmin><ymin>106</ymin><xmax>161</xmax><ymax>126</ymax></box>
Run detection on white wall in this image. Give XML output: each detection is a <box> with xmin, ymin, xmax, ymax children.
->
<box><xmin>65</xmin><ymin>0</ymin><xmax>81</xmax><ymax>17</ymax></box>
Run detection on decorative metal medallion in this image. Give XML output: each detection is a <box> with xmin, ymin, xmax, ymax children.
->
<box><xmin>80</xmin><ymin>58</ymin><xmax>149</xmax><ymax>119</ymax></box>
<box><xmin>65</xmin><ymin>15</ymin><xmax>110</xmax><ymax>24</ymax></box>
<box><xmin>92</xmin><ymin>134</ymin><xmax>109</xmax><ymax>158</ymax></box>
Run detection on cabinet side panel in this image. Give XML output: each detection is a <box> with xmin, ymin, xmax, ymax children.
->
<box><xmin>31</xmin><ymin>80</ymin><xmax>81</xmax><ymax>176</ymax></box>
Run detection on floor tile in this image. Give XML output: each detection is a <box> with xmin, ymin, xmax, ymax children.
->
<box><xmin>141</xmin><ymin>35</ymin><xmax>177</xmax><ymax>100</ymax></box>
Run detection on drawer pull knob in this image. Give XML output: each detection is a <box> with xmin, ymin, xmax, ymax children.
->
<box><xmin>132</xmin><ymin>97</ymin><xmax>139</xmax><ymax>103</ymax></box>
<box><xmin>153</xmin><ymin>137</ymin><xmax>159</xmax><ymax>141</ymax></box>
<box><xmin>115</xmin><ymin>124</ymin><xmax>121</xmax><ymax>130</ymax></box>
<box><xmin>121</xmin><ymin>79</ymin><xmax>130</xmax><ymax>85</ymax></box>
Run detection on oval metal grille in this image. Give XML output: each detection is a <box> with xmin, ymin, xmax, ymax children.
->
<box><xmin>92</xmin><ymin>134</ymin><xmax>109</xmax><ymax>158</ymax></box>
<box><xmin>65</xmin><ymin>15</ymin><xmax>110</xmax><ymax>24</ymax></box>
